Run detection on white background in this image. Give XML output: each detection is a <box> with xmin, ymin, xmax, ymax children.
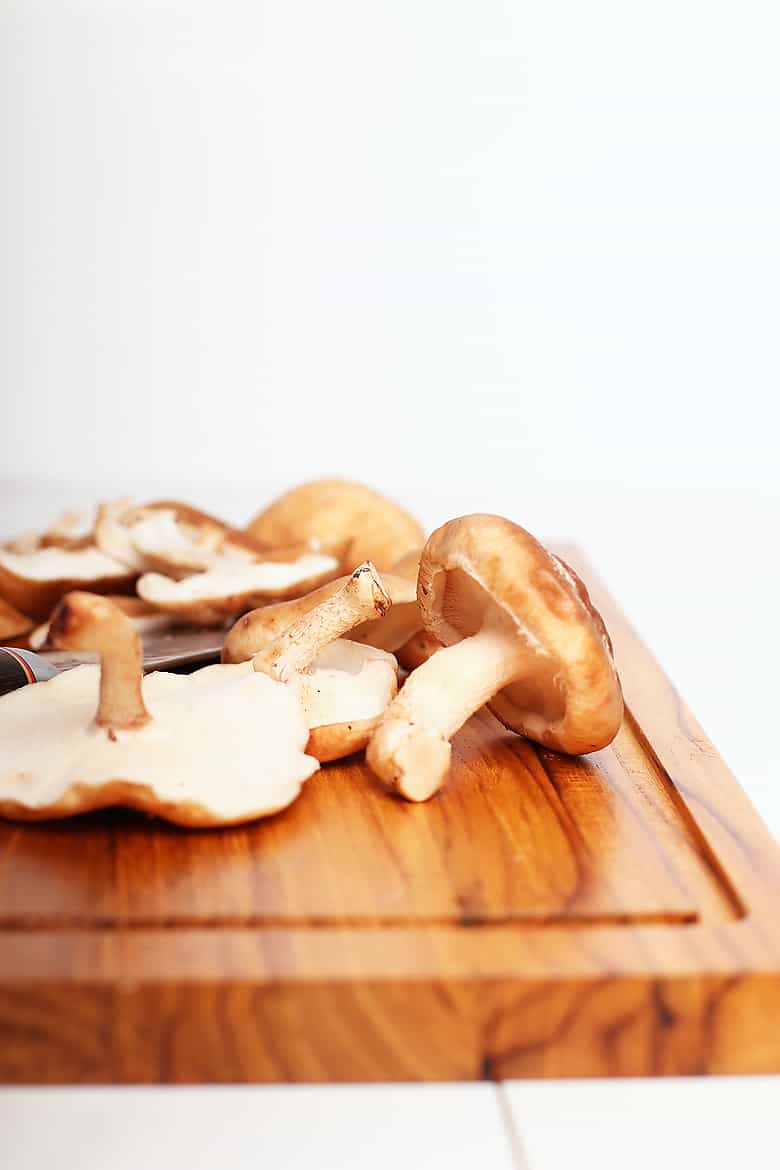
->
<box><xmin>2</xmin><ymin>3</ymin><xmax>780</xmax><ymax>1167</ymax></box>
<box><xmin>2</xmin><ymin>0</ymin><xmax>779</xmax><ymax>495</ymax></box>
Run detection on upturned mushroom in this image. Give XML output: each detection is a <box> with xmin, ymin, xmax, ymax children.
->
<box><xmin>95</xmin><ymin>499</ymin><xmax>273</xmax><ymax>578</ymax></box>
<box><xmin>251</xmin><ymin>563</ymin><xmax>399</xmax><ymax>762</ymax></box>
<box><xmin>0</xmin><ymin>544</ymin><xmax>135</xmax><ymax>620</ymax></box>
<box><xmin>40</xmin><ymin>506</ymin><xmax>96</xmax><ymax>550</ymax></box>
<box><xmin>247</xmin><ymin>479</ymin><xmax>425</xmax><ymax>571</ymax></box>
<box><xmin>367</xmin><ymin>515</ymin><xmax>624</xmax><ymax>802</ymax></box>
<box><xmin>3</xmin><ymin>505</ymin><xmax>96</xmax><ymax>556</ymax></box>
<box><xmin>136</xmin><ymin>543</ymin><xmax>343</xmax><ymax>627</ymax></box>
<box><xmin>0</xmin><ymin>592</ymin><xmax>319</xmax><ymax>826</ymax></box>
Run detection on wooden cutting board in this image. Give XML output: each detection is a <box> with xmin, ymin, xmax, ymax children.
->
<box><xmin>1</xmin><ymin>548</ymin><xmax>779</xmax><ymax>1083</ymax></box>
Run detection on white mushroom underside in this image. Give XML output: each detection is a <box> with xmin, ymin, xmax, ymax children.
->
<box><xmin>0</xmin><ymin>546</ymin><xmax>127</xmax><ymax>581</ymax></box>
<box><xmin>290</xmin><ymin>639</ymin><xmax>398</xmax><ymax>728</ymax></box>
<box><xmin>137</xmin><ymin>554</ymin><xmax>339</xmax><ymax>602</ymax></box>
<box><xmin>128</xmin><ymin>511</ymin><xmax>255</xmax><ymax>565</ymax></box>
<box><xmin>0</xmin><ymin>663</ymin><xmax>319</xmax><ymax>819</ymax></box>
<box><xmin>48</xmin><ymin>508</ymin><xmax>96</xmax><ymax>540</ymax></box>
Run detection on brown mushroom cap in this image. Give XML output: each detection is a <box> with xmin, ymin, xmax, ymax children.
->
<box><xmin>247</xmin><ymin>479</ymin><xmax>425</xmax><ymax>571</ymax></box>
<box><xmin>367</xmin><ymin>514</ymin><xmax>624</xmax><ymax>802</ymax></box>
<box><xmin>418</xmin><ymin>515</ymin><xmax>623</xmax><ymax>754</ymax></box>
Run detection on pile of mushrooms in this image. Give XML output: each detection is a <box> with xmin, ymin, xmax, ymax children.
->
<box><xmin>0</xmin><ymin>482</ymin><xmax>624</xmax><ymax>824</ymax></box>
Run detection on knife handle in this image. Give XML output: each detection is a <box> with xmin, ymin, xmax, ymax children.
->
<box><xmin>0</xmin><ymin>648</ymin><xmax>60</xmax><ymax>696</ymax></box>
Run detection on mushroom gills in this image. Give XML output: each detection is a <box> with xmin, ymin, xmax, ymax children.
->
<box><xmin>0</xmin><ymin>663</ymin><xmax>317</xmax><ymax>824</ymax></box>
<box><xmin>292</xmin><ymin>640</ymin><xmax>398</xmax><ymax>729</ymax></box>
<box><xmin>0</xmin><ymin>591</ymin><xmax>318</xmax><ymax>826</ymax></box>
<box><xmin>138</xmin><ymin>554</ymin><xmax>339</xmax><ymax>604</ymax></box>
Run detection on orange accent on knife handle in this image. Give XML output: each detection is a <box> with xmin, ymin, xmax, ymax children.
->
<box><xmin>0</xmin><ymin>648</ymin><xmax>60</xmax><ymax>696</ymax></box>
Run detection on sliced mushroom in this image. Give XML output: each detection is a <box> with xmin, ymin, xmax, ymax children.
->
<box><xmin>40</xmin><ymin>507</ymin><xmax>96</xmax><ymax>550</ymax></box>
<box><xmin>247</xmin><ymin>479</ymin><xmax>425</xmax><ymax>571</ymax></box>
<box><xmin>4</xmin><ymin>499</ymin><xmax>124</xmax><ymax>557</ymax></box>
<box><xmin>136</xmin><ymin>549</ymin><xmax>343</xmax><ymax>627</ymax></box>
<box><xmin>0</xmin><ymin>545</ymin><xmax>135</xmax><ymax>620</ymax></box>
<box><xmin>3</xmin><ymin>532</ymin><xmax>41</xmax><ymax>555</ymax></box>
<box><xmin>252</xmin><ymin>563</ymin><xmax>399</xmax><ymax>762</ymax></box>
<box><xmin>0</xmin><ymin>592</ymin><xmax>318</xmax><ymax>826</ymax></box>
<box><xmin>367</xmin><ymin>515</ymin><xmax>624</xmax><ymax>802</ymax></box>
<box><xmin>95</xmin><ymin>499</ymin><xmax>270</xmax><ymax>579</ymax></box>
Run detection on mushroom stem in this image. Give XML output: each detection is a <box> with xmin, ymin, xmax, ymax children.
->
<box><xmin>349</xmin><ymin>573</ymin><xmax>419</xmax><ymax>653</ymax></box>
<box><xmin>48</xmin><ymin>592</ymin><xmax>151</xmax><ymax>731</ymax></box>
<box><xmin>252</xmin><ymin>562</ymin><xmax>391</xmax><ymax>683</ymax></box>
<box><xmin>367</xmin><ymin>620</ymin><xmax>536</xmax><ymax>802</ymax></box>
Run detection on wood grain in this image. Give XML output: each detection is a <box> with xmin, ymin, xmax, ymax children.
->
<box><xmin>1</xmin><ymin>547</ymin><xmax>779</xmax><ymax>1082</ymax></box>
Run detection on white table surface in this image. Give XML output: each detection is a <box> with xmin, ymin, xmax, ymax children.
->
<box><xmin>1</xmin><ymin>478</ymin><xmax>779</xmax><ymax>1170</ymax></box>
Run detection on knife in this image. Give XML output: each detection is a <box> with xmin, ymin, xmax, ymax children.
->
<box><xmin>0</xmin><ymin>628</ymin><xmax>225</xmax><ymax>697</ymax></box>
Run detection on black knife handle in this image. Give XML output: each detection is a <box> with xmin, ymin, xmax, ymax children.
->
<box><xmin>0</xmin><ymin>648</ymin><xmax>60</xmax><ymax>697</ymax></box>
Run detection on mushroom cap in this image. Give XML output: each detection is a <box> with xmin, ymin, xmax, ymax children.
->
<box><xmin>288</xmin><ymin>639</ymin><xmax>399</xmax><ymax>762</ymax></box>
<box><xmin>139</xmin><ymin>500</ymin><xmax>275</xmax><ymax>564</ymax></box>
<box><xmin>247</xmin><ymin>479</ymin><xmax>425</xmax><ymax>571</ymax></box>
<box><xmin>0</xmin><ymin>546</ymin><xmax>136</xmax><ymax>620</ymax></box>
<box><xmin>40</xmin><ymin>507</ymin><xmax>96</xmax><ymax>551</ymax></box>
<box><xmin>95</xmin><ymin>499</ymin><xmax>274</xmax><ymax>578</ymax></box>
<box><xmin>389</xmin><ymin>547</ymin><xmax>423</xmax><ymax>581</ymax></box>
<box><xmin>0</xmin><ymin>661</ymin><xmax>318</xmax><ymax>826</ymax></box>
<box><xmin>418</xmin><ymin>515</ymin><xmax>623</xmax><ymax>754</ymax></box>
<box><xmin>137</xmin><ymin>552</ymin><xmax>342</xmax><ymax>626</ymax></box>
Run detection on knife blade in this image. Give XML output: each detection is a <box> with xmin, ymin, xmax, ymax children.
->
<box><xmin>0</xmin><ymin>627</ymin><xmax>225</xmax><ymax>696</ymax></box>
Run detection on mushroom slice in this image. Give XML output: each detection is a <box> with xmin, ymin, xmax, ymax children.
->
<box><xmin>3</xmin><ymin>532</ymin><xmax>41</xmax><ymax>555</ymax></box>
<box><xmin>95</xmin><ymin>499</ymin><xmax>267</xmax><ymax>578</ymax></box>
<box><xmin>252</xmin><ymin>563</ymin><xmax>398</xmax><ymax>762</ymax></box>
<box><xmin>0</xmin><ymin>545</ymin><xmax>135</xmax><ymax>621</ymax></box>
<box><xmin>136</xmin><ymin>549</ymin><xmax>342</xmax><ymax>627</ymax></box>
<box><xmin>247</xmin><ymin>479</ymin><xmax>425</xmax><ymax>571</ymax></box>
<box><xmin>293</xmin><ymin>641</ymin><xmax>399</xmax><ymax>763</ymax></box>
<box><xmin>0</xmin><ymin>592</ymin><xmax>318</xmax><ymax>826</ymax></box>
<box><xmin>367</xmin><ymin>515</ymin><xmax>624</xmax><ymax>802</ymax></box>
<box><xmin>40</xmin><ymin>506</ymin><xmax>97</xmax><ymax>550</ymax></box>
<box><xmin>222</xmin><ymin>571</ymin><xmax>417</xmax><ymax>664</ymax></box>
